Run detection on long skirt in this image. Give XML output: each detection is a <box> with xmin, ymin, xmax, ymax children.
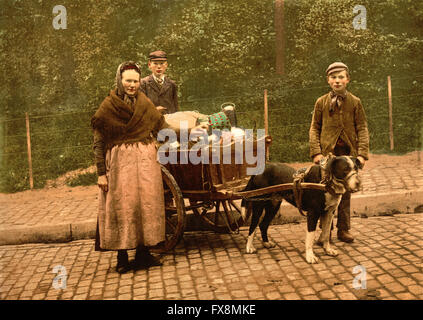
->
<box><xmin>96</xmin><ymin>141</ymin><xmax>165</xmax><ymax>251</ymax></box>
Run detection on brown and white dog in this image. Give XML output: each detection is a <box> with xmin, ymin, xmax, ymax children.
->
<box><xmin>241</xmin><ymin>155</ymin><xmax>362</xmax><ymax>263</ymax></box>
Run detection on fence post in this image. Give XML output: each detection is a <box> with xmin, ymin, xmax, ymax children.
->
<box><xmin>275</xmin><ymin>0</ymin><xmax>285</xmax><ymax>75</ymax></box>
<box><xmin>0</xmin><ymin>119</ymin><xmax>3</xmax><ymax>174</ymax></box>
<box><xmin>387</xmin><ymin>76</ymin><xmax>394</xmax><ymax>150</ymax></box>
<box><xmin>25</xmin><ymin>112</ymin><xmax>34</xmax><ymax>189</ymax></box>
<box><xmin>264</xmin><ymin>89</ymin><xmax>269</xmax><ymax>161</ymax></box>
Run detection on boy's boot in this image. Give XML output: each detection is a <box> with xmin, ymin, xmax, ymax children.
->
<box><xmin>338</xmin><ymin>229</ymin><xmax>354</xmax><ymax>243</ymax></box>
<box><xmin>116</xmin><ymin>250</ymin><xmax>131</xmax><ymax>274</ymax></box>
<box><xmin>337</xmin><ymin>192</ymin><xmax>354</xmax><ymax>243</ymax></box>
<box><xmin>133</xmin><ymin>245</ymin><xmax>162</xmax><ymax>271</ymax></box>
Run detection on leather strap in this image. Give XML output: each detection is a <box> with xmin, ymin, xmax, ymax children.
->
<box><xmin>292</xmin><ymin>166</ymin><xmax>313</xmax><ymax>216</ymax></box>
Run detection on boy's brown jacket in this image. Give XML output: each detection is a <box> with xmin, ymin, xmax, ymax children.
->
<box><xmin>309</xmin><ymin>91</ymin><xmax>369</xmax><ymax>160</ymax></box>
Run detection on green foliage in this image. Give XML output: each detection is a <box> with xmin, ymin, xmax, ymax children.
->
<box><xmin>0</xmin><ymin>0</ymin><xmax>422</xmax><ymax>192</ymax></box>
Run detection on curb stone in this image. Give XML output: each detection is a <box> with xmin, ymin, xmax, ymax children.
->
<box><xmin>1</xmin><ymin>190</ymin><xmax>422</xmax><ymax>246</ymax></box>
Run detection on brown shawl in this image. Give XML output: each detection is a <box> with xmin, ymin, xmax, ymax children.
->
<box><xmin>91</xmin><ymin>89</ymin><xmax>165</xmax><ymax>150</ymax></box>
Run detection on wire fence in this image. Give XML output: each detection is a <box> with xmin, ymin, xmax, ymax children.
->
<box><xmin>2</xmin><ymin>73</ymin><xmax>423</xmax><ymax>123</ymax></box>
<box><xmin>1</xmin><ymin>76</ymin><xmax>422</xmax><ymax>192</ymax></box>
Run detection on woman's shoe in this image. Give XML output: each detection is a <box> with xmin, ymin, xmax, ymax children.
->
<box><xmin>144</xmin><ymin>252</ymin><xmax>163</xmax><ymax>267</ymax></box>
<box><xmin>116</xmin><ymin>264</ymin><xmax>132</xmax><ymax>274</ymax></box>
<box><xmin>132</xmin><ymin>246</ymin><xmax>163</xmax><ymax>271</ymax></box>
<box><xmin>116</xmin><ymin>250</ymin><xmax>131</xmax><ymax>274</ymax></box>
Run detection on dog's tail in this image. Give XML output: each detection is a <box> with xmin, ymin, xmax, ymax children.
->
<box><xmin>241</xmin><ymin>176</ymin><xmax>255</xmax><ymax>221</ymax></box>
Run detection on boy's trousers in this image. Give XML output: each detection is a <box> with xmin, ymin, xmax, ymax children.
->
<box><xmin>336</xmin><ymin>192</ymin><xmax>351</xmax><ymax>231</ymax></box>
<box><xmin>334</xmin><ymin>141</ymin><xmax>352</xmax><ymax>231</ymax></box>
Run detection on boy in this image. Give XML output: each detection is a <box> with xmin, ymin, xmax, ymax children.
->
<box><xmin>140</xmin><ymin>50</ymin><xmax>179</xmax><ymax>114</ymax></box>
<box><xmin>309</xmin><ymin>62</ymin><xmax>369</xmax><ymax>243</ymax></box>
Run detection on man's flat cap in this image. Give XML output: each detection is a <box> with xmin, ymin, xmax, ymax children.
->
<box><xmin>326</xmin><ymin>62</ymin><xmax>349</xmax><ymax>76</ymax></box>
<box><xmin>149</xmin><ymin>50</ymin><xmax>167</xmax><ymax>61</ymax></box>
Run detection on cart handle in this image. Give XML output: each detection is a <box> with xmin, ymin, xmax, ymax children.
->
<box><xmin>229</xmin><ymin>182</ymin><xmax>326</xmax><ymax>199</ymax></box>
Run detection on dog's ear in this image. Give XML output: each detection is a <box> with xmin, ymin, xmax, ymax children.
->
<box><xmin>324</xmin><ymin>156</ymin><xmax>348</xmax><ymax>194</ymax></box>
<box><xmin>351</xmin><ymin>157</ymin><xmax>364</xmax><ymax>170</ymax></box>
<box><xmin>320</xmin><ymin>153</ymin><xmax>336</xmax><ymax>171</ymax></box>
<box><xmin>319</xmin><ymin>153</ymin><xmax>336</xmax><ymax>184</ymax></box>
<box><xmin>327</xmin><ymin>156</ymin><xmax>340</xmax><ymax>177</ymax></box>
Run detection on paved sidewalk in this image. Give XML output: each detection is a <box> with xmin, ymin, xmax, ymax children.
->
<box><xmin>0</xmin><ymin>213</ymin><xmax>422</xmax><ymax>300</ymax></box>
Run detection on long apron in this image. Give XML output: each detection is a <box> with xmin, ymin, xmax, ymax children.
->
<box><xmin>97</xmin><ymin>141</ymin><xmax>165</xmax><ymax>250</ymax></box>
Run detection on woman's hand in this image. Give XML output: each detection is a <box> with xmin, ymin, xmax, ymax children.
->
<box><xmin>97</xmin><ymin>175</ymin><xmax>108</xmax><ymax>192</ymax></box>
<box><xmin>156</xmin><ymin>106</ymin><xmax>167</xmax><ymax>114</ymax></box>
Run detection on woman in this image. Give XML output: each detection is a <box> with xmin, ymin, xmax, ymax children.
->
<box><xmin>91</xmin><ymin>61</ymin><xmax>167</xmax><ymax>273</ymax></box>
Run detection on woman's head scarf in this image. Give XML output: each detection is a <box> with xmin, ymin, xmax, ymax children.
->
<box><xmin>115</xmin><ymin>61</ymin><xmax>142</xmax><ymax>106</ymax></box>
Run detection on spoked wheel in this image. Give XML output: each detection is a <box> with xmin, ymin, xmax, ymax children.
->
<box><xmin>190</xmin><ymin>199</ymin><xmax>248</xmax><ymax>233</ymax></box>
<box><xmin>151</xmin><ymin>166</ymin><xmax>186</xmax><ymax>253</ymax></box>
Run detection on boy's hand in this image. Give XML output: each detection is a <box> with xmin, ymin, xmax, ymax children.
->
<box><xmin>313</xmin><ymin>154</ymin><xmax>324</xmax><ymax>164</ymax></box>
<box><xmin>97</xmin><ymin>175</ymin><xmax>108</xmax><ymax>192</ymax></box>
<box><xmin>357</xmin><ymin>156</ymin><xmax>366</xmax><ymax>168</ymax></box>
<box><xmin>156</xmin><ymin>106</ymin><xmax>167</xmax><ymax>114</ymax></box>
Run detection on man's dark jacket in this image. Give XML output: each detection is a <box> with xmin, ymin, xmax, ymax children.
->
<box><xmin>140</xmin><ymin>75</ymin><xmax>178</xmax><ymax>114</ymax></box>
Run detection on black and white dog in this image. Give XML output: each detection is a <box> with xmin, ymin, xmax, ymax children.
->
<box><xmin>241</xmin><ymin>155</ymin><xmax>362</xmax><ymax>264</ymax></box>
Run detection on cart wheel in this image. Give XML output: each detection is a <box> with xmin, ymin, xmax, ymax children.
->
<box><xmin>151</xmin><ymin>166</ymin><xmax>186</xmax><ymax>253</ymax></box>
<box><xmin>190</xmin><ymin>199</ymin><xmax>246</xmax><ymax>233</ymax></box>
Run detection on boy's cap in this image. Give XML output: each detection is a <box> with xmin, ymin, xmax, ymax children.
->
<box><xmin>326</xmin><ymin>62</ymin><xmax>349</xmax><ymax>76</ymax></box>
<box><xmin>149</xmin><ymin>50</ymin><xmax>167</xmax><ymax>61</ymax></box>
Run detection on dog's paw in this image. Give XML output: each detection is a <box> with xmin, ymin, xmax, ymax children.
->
<box><xmin>263</xmin><ymin>241</ymin><xmax>276</xmax><ymax>249</ymax></box>
<box><xmin>305</xmin><ymin>250</ymin><xmax>319</xmax><ymax>264</ymax></box>
<box><xmin>245</xmin><ymin>245</ymin><xmax>257</xmax><ymax>254</ymax></box>
<box><xmin>324</xmin><ymin>246</ymin><xmax>338</xmax><ymax>257</ymax></box>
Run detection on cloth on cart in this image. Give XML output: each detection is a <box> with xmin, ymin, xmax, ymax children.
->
<box><xmin>164</xmin><ymin>111</ymin><xmax>208</xmax><ymax>130</ymax></box>
<box><xmin>97</xmin><ymin>141</ymin><xmax>165</xmax><ymax>250</ymax></box>
<box><xmin>163</xmin><ymin>106</ymin><xmax>240</xmax><ymax>142</ymax></box>
<box><xmin>164</xmin><ymin>104</ymin><xmax>237</xmax><ymax>132</ymax></box>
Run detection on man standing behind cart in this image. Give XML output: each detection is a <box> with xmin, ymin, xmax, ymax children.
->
<box><xmin>140</xmin><ymin>50</ymin><xmax>179</xmax><ymax>114</ymax></box>
<box><xmin>309</xmin><ymin>62</ymin><xmax>369</xmax><ymax>243</ymax></box>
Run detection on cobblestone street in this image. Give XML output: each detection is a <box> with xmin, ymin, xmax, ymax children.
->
<box><xmin>1</xmin><ymin>213</ymin><xmax>422</xmax><ymax>301</ymax></box>
<box><xmin>1</xmin><ymin>152</ymin><xmax>422</xmax><ymax>304</ymax></box>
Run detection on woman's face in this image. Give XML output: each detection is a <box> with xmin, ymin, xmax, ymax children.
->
<box><xmin>121</xmin><ymin>69</ymin><xmax>140</xmax><ymax>96</ymax></box>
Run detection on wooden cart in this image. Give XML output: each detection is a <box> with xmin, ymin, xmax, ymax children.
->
<box><xmin>153</xmin><ymin>135</ymin><xmax>326</xmax><ymax>253</ymax></box>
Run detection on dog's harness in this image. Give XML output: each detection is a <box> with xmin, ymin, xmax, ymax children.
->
<box><xmin>322</xmin><ymin>166</ymin><xmax>359</xmax><ymax>196</ymax></box>
<box><xmin>332</xmin><ymin>170</ymin><xmax>357</xmax><ymax>191</ymax></box>
<box><xmin>292</xmin><ymin>161</ymin><xmax>358</xmax><ymax>216</ymax></box>
<box><xmin>292</xmin><ymin>166</ymin><xmax>313</xmax><ymax>216</ymax></box>
<box><xmin>241</xmin><ymin>156</ymin><xmax>359</xmax><ymax>218</ymax></box>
